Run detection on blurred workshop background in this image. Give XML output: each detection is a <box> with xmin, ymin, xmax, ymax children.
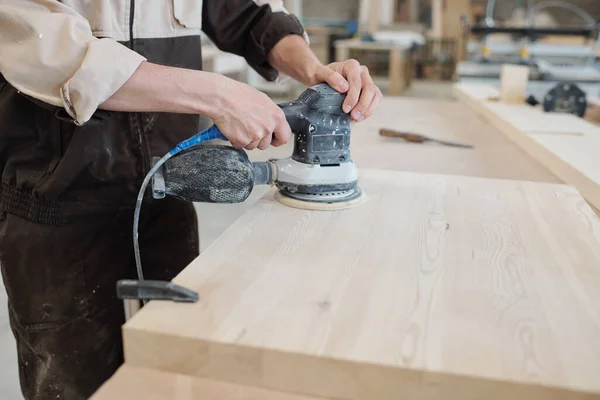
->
<box><xmin>2</xmin><ymin>1</ymin><xmax>600</xmax><ymax>398</ymax></box>
<box><xmin>203</xmin><ymin>0</ymin><xmax>600</xmax><ymax>104</ymax></box>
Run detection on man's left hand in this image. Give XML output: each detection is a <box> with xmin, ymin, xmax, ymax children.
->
<box><xmin>311</xmin><ymin>60</ymin><xmax>383</xmax><ymax>122</ymax></box>
<box><xmin>267</xmin><ymin>35</ymin><xmax>382</xmax><ymax>122</ymax></box>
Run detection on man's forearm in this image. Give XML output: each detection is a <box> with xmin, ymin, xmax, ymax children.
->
<box><xmin>99</xmin><ymin>60</ymin><xmax>292</xmax><ymax>150</ymax></box>
<box><xmin>267</xmin><ymin>35</ymin><xmax>323</xmax><ymax>86</ymax></box>
<box><xmin>99</xmin><ymin>61</ymin><xmax>221</xmax><ymax>118</ymax></box>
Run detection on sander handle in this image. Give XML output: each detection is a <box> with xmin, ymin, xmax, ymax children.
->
<box><xmin>278</xmin><ymin>101</ymin><xmax>308</xmax><ymax>133</ymax></box>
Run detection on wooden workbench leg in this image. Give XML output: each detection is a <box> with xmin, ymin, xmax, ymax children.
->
<box><xmin>336</xmin><ymin>46</ymin><xmax>350</xmax><ymax>63</ymax></box>
<box><xmin>388</xmin><ymin>49</ymin><xmax>404</xmax><ymax>96</ymax></box>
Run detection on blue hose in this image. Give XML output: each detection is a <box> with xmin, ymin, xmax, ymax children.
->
<box><xmin>133</xmin><ymin>125</ymin><xmax>227</xmax><ymax>293</ymax></box>
<box><xmin>169</xmin><ymin>124</ymin><xmax>227</xmax><ymax>156</ymax></box>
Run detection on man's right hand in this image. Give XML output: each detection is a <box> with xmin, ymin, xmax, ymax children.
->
<box><xmin>100</xmin><ymin>62</ymin><xmax>292</xmax><ymax>151</ymax></box>
<box><xmin>211</xmin><ymin>75</ymin><xmax>292</xmax><ymax>150</ymax></box>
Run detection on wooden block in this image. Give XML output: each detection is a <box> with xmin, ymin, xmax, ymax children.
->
<box><xmin>124</xmin><ymin>168</ymin><xmax>600</xmax><ymax>400</ymax></box>
<box><xmin>500</xmin><ymin>64</ymin><xmax>529</xmax><ymax>104</ymax></box>
<box><xmin>92</xmin><ymin>365</ymin><xmax>326</xmax><ymax>400</ymax></box>
<box><xmin>454</xmin><ymin>83</ymin><xmax>600</xmax><ymax>211</ymax></box>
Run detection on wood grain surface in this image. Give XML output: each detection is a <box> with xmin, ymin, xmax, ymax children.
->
<box><xmin>454</xmin><ymin>83</ymin><xmax>600</xmax><ymax>211</ymax></box>
<box><xmin>349</xmin><ymin>97</ymin><xmax>559</xmax><ymax>183</ymax></box>
<box><xmin>92</xmin><ymin>365</ymin><xmax>327</xmax><ymax>400</ymax></box>
<box><xmin>123</xmin><ymin>168</ymin><xmax>600</xmax><ymax>400</ymax></box>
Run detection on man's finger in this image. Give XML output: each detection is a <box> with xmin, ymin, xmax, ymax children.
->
<box><xmin>352</xmin><ymin>87</ymin><xmax>375</xmax><ymax>121</ymax></box>
<box><xmin>351</xmin><ymin>67</ymin><xmax>377</xmax><ymax>121</ymax></box>
<box><xmin>341</xmin><ymin>60</ymin><xmax>362</xmax><ymax>115</ymax></box>
<box><xmin>317</xmin><ymin>66</ymin><xmax>349</xmax><ymax>93</ymax></box>
<box><xmin>272</xmin><ymin>117</ymin><xmax>292</xmax><ymax>147</ymax></box>
<box><xmin>244</xmin><ymin>139</ymin><xmax>260</xmax><ymax>150</ymax></box>
<box><xmin>362</xmin><ymin>87</ymin><xmax>382</xmax><ymax>120</ymax></box>
<box><xmin>351</xmin><ymin>75</ymin><xmax>376</xmax><ymax>121</ymax></box>
<box><xmin>230</xmin><ymin>135</ymin><xmax>249</xmax><ymax>149</ymax></box>
<box><xmin>257</xmin><ymin>134</ymin><xmax>272</xmax><ymax>150</ymax></box>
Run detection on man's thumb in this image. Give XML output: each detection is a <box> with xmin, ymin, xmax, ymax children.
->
<box><xmin>317</xmin><ymin>67</ymin><xmax>349</xmax><ymax>93</ymax></box>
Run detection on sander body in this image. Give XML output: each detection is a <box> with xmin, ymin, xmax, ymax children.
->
<box><xmin>272</xmin><ymin>83</ymin><xmax>360</xmax><ymax>203</ymax></box>
<box><xmin>157</xmin><ymin>83</ymin><xmax>362</xmax><ymax>206</ymax></box>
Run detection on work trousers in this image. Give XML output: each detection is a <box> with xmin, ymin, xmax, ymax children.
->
<box><xmin>0</xmin><ymin>197</ymin><xmax>199</xmax><ymax>399</ymax></box>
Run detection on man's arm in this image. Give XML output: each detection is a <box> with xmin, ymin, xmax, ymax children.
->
<box><xmin>201</xmin><ymin>0</ymin><xmax>305</xmax><ymax>82</ymax></box>
<box><xmin>0</xmin><ymin>1</ymin><xmax>290</xmax><ymax>150</ymax></box>
<box><xmin>201</xmin><ymin>0</ymin><xmax>381</xmax><ymax>121</ymax></box>
<box><xmin>0</xmin><ymin>1</ymin><xmax>145</xmax><ymax>126</ymax></box>
<box><xmin>100</xmin><ymin>62</ymin><xmax>291</xmax><ymax>150</ymax></box>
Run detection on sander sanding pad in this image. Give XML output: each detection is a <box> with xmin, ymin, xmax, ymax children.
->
<box><xmin>274</xmin><ymin>189</ymin><xmax>367</xmax><ymax>211</ymax></box>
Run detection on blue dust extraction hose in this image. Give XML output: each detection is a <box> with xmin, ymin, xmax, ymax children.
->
<box><xmin>133</xmin><ymin>125</ymin><xmax>227</xmax><ymax>284</ymax></box>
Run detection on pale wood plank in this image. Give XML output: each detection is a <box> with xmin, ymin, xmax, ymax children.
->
<box><xmin>349</xmin><ymin>97</ymin><xmax>559</xmax><ymax>183</ymax></box>
<box><xmin>500</xmin><ymin>64</ymin><xmax>529</xmax><ymax>104</ymax></box>
<box><xmin>92</xmin><ymin>365</ymin><xmax>326</xmax><ymax>400</ymax></box>
<box><xmin>123</xmin><ymin>168</ymin><xmax>600</xmax><ymax>400</ymax></box>
<box><xmin>454</xmin><ymin>83</ymin><xmax>600</xmax><ymax>210</ymax></box>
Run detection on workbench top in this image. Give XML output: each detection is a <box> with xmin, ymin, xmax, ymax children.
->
<box><xmin>121</xmin><ymin>166</ymin><xmax>600</xmax><ymax>399</ymax></box>
<box><xmin>350</xmin><ymin>97</ymin><xmax>558</xmax><ymax>183</ymax></box>
<box><xmin>93</xmin><ymin>97</ymin><xmax>600</xmax><ymax>399</ymax></box>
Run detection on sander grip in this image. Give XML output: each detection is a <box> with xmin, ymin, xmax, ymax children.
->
<box><xmin>278</xmin><ymin>101</ymin><xmax>308</xmax><ymax>133</ymax></box>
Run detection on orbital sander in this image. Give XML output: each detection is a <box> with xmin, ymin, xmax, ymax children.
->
<box><xmin>272</xmin><ymin>83</ymin><xmax>362</xmax><ymax>205</ymax></box>
<box><xmin>152</xmin><ymin>83</ymin><xmax>364</xmax><ymax>209</ymax></box>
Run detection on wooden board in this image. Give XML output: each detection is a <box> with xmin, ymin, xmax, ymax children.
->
<box><xmin>349</xmin><ymin>97</ymin><xmax>559</xmax><ymax>183</ymax></box>
<box><xmin>92</xmin><ymin>365</ymin><xmax>327</xmax><ymax>400</ymax></box>
<box><xmin>454</xmin><ymin>83</ymin><xmax>600</xmax><ymax>211</ymax></box>
<box><xmin>123</xmin><ymin>168</ymin><xmax>600</xmax><ymax>400</ymax></box>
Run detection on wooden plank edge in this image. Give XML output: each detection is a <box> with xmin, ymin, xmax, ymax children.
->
<box><xmin>122</xmin><ymin>327</ymin><xmax>600</xmax><ymax>400</ymax></box>
<box><xmin>91</xmin><ymin>365</ymin><xmax>327</xmax><ymax>400</ymax></box>
<box><xmin>453</xmin><ymin>84</ymin><xmax>600</xmax><ymax>211</ymax></box>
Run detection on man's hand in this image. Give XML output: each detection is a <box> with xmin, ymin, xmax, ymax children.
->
<box><xmin>310</xmin><ymin>61</ymin><xmax>382</xmax><ymax>122</ymax></box>
<box><xmin>212</xmin><ymin>75</ymin><xmax>292</xmax><ymax>150</ymax></box>
<box><xmin>268</xmin><ymin>35</ymin><xmax>382</xmax><ymax>122</ymax></box>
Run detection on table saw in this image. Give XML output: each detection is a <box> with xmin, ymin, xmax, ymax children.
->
<box><xmin>457</xmin><ymin>0</ymin><xmax>600</xmax><ymax>100</ymax></box>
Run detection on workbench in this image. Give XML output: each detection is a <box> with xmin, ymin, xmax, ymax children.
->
<box><xmin>92</xmin><ymin>97</ymin><xmax>600</xmax><ymax>399</ymax></box>
<box><xmin>335</xmin><ymin>39</ymin><xmax>413</xmax><ymax>96</ymax></box>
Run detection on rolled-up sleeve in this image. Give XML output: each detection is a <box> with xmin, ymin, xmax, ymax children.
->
<box><xmin>0</xmin><ymin>1</ymin><xmax>146</xmax><ymax>125</ymax></box>
<box><xmin>202</xmin><ymin>0</ymin><xmax>306</xmax><ymax>81</ymax></box>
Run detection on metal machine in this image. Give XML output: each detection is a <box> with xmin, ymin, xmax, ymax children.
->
<box><xmin>457</xmin><ymin>0</ymin><xmax>600</xmax><ymax>100</ymax></box>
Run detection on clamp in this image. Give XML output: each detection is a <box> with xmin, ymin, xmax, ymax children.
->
<box><xmin>116</xmin><ymin>279</ymin><xmax>199</xmax><ymax>320</ymax></box>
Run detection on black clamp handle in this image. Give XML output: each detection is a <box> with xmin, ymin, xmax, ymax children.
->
<box><xmin>116</xmin><ymin>279</ymin><xmax>199</xmax><ymax>303</ymax></box>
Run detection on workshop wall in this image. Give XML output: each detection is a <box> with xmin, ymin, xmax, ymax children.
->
<box><xmin>302</xmin><ymin>0</ymin><xmax>360</xmax><ymax>20</ymax></box>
